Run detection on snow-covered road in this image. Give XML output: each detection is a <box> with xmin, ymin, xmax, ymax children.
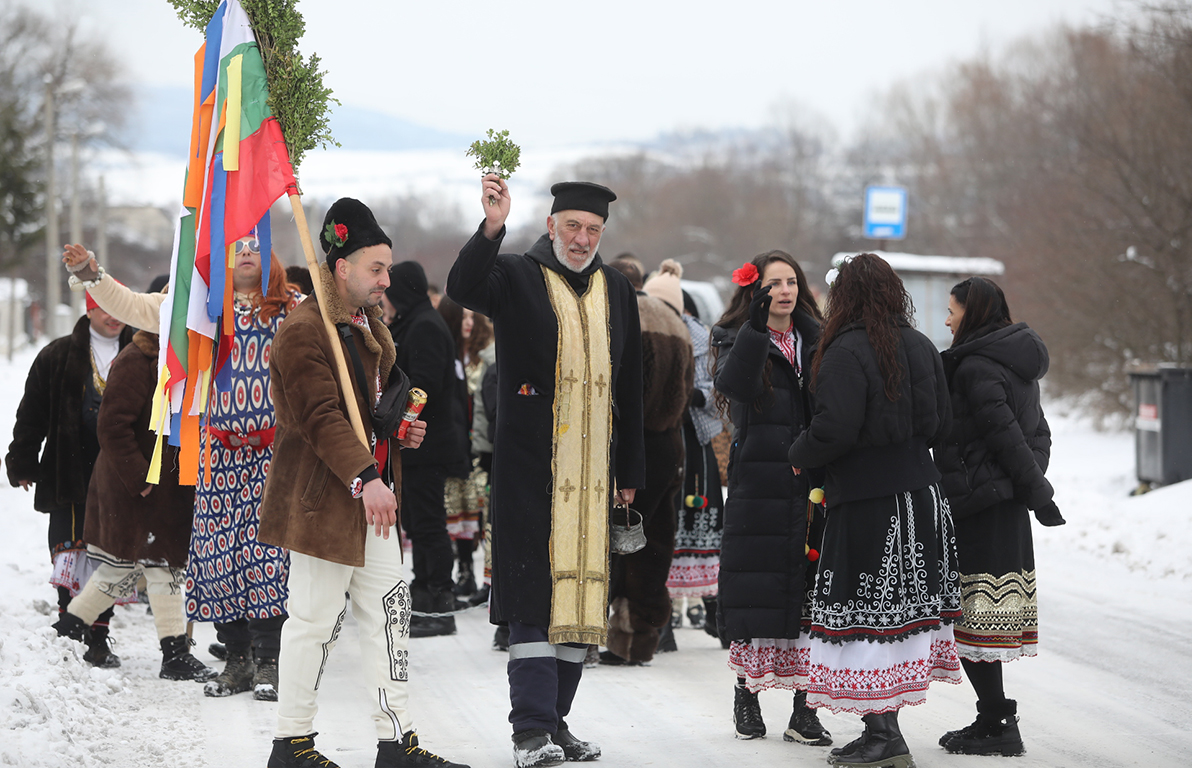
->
<box><xmin>1</xmin><ymin>337</ymin><xmax>1189</xmax><ymax>767</ymax></box>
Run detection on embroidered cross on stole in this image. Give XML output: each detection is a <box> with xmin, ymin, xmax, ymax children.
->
<box><xmin>541</xmin><ymin>265</ymin><xmax>614</xmax><ymax>646</ymax></box>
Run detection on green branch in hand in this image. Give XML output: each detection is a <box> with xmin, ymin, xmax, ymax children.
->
<box><xmin>467</xmin><ymin>129</ymin><xmax>521</xmax><ymax>180</ymax></box>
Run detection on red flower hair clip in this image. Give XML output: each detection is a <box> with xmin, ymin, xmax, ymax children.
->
<box><xmin>731</xmin><ymin>262</ymin><xmax>759</xmax><ymax>287</ymax></box>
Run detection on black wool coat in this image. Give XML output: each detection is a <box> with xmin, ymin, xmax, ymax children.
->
<box><xmin>934</xmin><ymin>323</ymin><xmax>1053</xmax><ymax>520</ymax></box>
<box><xmin>788</xmin><ymin>320</ymin><xmax>951</xmax><ymax>507</ymax></box>
<box><xmin>388</xmin><ymin>284</ymin><xmax>469</xmax><ymax>472</ymax></box>
<box><xmin>712</xmin><ymin>310</ymin><xmax>821</xmax><ymax>641</ymax></box>
<box><xmin>6</xmin><ymin>316</ymin><xmax>135</xmax><ymax>511</ymax></box>
<box><xmin>447</xmin><ymin>223</ymin><xmax>646</xmax><ymax>628</ymax></box>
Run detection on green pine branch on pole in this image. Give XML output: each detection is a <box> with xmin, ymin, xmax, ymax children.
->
<box><xmin>166</xmin><ymin>0</ymin><xmax>339</xmax><ymax>171</ymax></box>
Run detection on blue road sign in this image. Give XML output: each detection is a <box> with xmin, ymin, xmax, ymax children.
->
<box><xmin>863</xmin><ymin>186</ymin><xmax>908</xmax><ymax>240</ymax></box>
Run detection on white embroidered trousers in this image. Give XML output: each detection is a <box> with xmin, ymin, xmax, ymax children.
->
<box><xmin>275</xmin><ymin>531</ymin><xmax>413</xmax><ymax>741</ymax></box>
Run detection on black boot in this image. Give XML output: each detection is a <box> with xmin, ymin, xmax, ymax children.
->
<box><xmin>254</xmin><ymin>655</ymin><xmax>280</xmax><ymax>701</ymax></box>
<box><xmin>732</xmin><ymin>683</ymin><xmax>766</xmax><ymax>739</ymax></box>
<box><xmin>555</xmin><ymin>720</ymin><xmax>600</xmax><ymax>761</ymax></box>
<box><xmin>467</xmin><ymin>582</ymin><xmax>490</xmax><ymax>607</ymax></box>
<box><xmin>268</xmin><ymin>733</ymin><xmax>341</xmax><ymax>768</ymax></box>
<box><xmin>53</xmin><ymin>611</ymin><xmax>89</xmax><ymax>642</ymax></box>
<box><xmin>831</xmin><ymin>711</ymin><xmax>912</xmax><ymax>767</ymax></box>
<box><xmin>702</xmin><ymin>597</ymin><xmax>719</xmax><ymax>639</ymax></box>
<box><xmin>376</xmin><ymin>731</ymin><xmax>470</xmax><ymax>767</ymax></box>
<box><xmin>208</xmin><ymin>642</ymin><xmax>228</xmax><ymax>661</ymax></box>
<box><xmin>83</xmin><ymin>624</ymin><xmax>122</xmax><ymax>668</ymax></box>
<box><xmin>410</xmin><ymin>588</ymin><xmax>457</xmax><ymax>638</ymax></box>
<box><xmin>159</xmin><ymin>635</ymin><xmax>218</xmax><ymax>681</ymax></box>
<box><xmin>784</xmin><ymin>690</ymin><xmax>831</xmax><ymax>746</ymax></box>
<box><xmin>943</xmin><ymin>698</ymin><xmax>1025</xmax><ymax>756</ymax></box>
<box><xmin>453</xmin><ymin>541</ymin><xmax>477</xmax><ymax>598</ymax></box>
<box><xmin>656</xmin><ymin>621</ymin><xmax>678</xmax><ymax>653</ymax></box>
<box><xmin>203</xmin><ymin>649</ymin><xmax>255</xmax><ymax>696</ymax></box>
<box><xmin>830</xmin><ymin>723</ymin><xmax>870</xmax><ymax>760</ymax></box>
<box><xmin>511</xmin><ymin>729</ymin><xmax>564</xmax><ymax>768</ymax></box>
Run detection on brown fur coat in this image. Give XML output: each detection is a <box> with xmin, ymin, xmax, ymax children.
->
<box><xmin>257</xmin><ymin>264</ymin><xmax>400</xmax><ymax>566</ymax></box>
<box><xmin>84</xmin><ymin>332</ymin><xmax>194</xmax><ymax>565</ymax></box>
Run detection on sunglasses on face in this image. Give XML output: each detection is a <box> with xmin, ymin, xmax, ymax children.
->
<box><xmin>236</xmin><ymin>239</ymin><xmax>261</xmax><ymax>254</ymax></box>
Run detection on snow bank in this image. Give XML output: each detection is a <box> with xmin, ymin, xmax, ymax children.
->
<box><xmin>1039</xmin><ymin>408</ymin><xmax>1192</xmax><ymax>581</ymax></box>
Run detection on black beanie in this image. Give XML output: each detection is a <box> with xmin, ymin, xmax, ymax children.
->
<box><xmin>320</xmin><ymin>197</ymin><xmax>392</xmax><ymax>268</ymax></box>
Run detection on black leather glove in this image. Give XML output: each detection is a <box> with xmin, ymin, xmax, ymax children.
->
<box><xmin>1034</xmin><ymin>500</ymin><xmax>1066</xmax><ymax>527</ymax></box>
<box><xmin>690</xmin><ymin>389</ymin><xmax>706</xmax><ymax>408</ymax></box>
<box><xmin>748</xmin><ymin>284</ymin><xmax>773</xmax><ymax>333</ymax></box>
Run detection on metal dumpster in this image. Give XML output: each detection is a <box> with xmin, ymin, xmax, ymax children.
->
<box><xmin>1129</xmin><ymin>365</ymin><xmax>1192</xmax><ymax>487</ymax></box>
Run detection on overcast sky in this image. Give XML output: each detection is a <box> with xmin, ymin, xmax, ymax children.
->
<box><xmin>50</xmin><ymin>0</ymin><xmax>1124</xmax><ymax>149</ymax></box>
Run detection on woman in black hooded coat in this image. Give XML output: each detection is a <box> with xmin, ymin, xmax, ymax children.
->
<box><xmin>711</xmin><ymin>250</ymin><xmax>829</xmax><ymax>747</ymax></box>
<box><xmin>933</xmin><ymin>276</ymin><xmax>1064</xmax><ymax>757</ymax></box>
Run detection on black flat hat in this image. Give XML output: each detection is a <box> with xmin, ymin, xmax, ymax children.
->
<box><xmin>320</xmin><ymin>197</ymin><xmax>392</xmax><ymax>267</ymax></box>
<box><xmin>549</xmin><ymin>181</ymin><xmax>617</xmax><ymax>221</ymax></box>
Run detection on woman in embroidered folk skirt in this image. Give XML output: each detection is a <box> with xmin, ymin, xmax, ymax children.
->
<box><xmin>711</xmin><ymin>251</ymin><xmax>831</xmax><ymax>747</ymax></box>
<box><xmin>933</xmin><ymin>277</ymin><xmax>1065</xmax><ymax>756</ymax></box>
<box><xmin>663</xmin><ymin>290</ymin><xmax>724</xmax><ymax>631</ymax></box>
<box><xmin>788</xmin><ymin>253</ymin><xmax>961</xmax><ymax>768</ymax></box>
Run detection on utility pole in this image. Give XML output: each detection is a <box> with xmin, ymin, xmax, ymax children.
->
<box><xmin>43</xmin><ymin>76</ymin><xmax>59</xmax><ymax>340</ymax></box>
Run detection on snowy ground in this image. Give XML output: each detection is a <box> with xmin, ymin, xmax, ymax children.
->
<box><xmin>2</xmin><ymin>342</ymin><xmax>1190</xmax><ymax>767</ymax></box>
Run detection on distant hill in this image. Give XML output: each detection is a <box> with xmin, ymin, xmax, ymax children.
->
<box><xmin>119</xmin><ymin>85</ymin><xmax>474</xmax><ymax>157</ymax></box>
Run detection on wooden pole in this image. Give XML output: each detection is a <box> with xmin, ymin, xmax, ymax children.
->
<box><xmin>287</xmin><ymin>192</ymin><xmax>371</xmax><ymax>448</ymax></box>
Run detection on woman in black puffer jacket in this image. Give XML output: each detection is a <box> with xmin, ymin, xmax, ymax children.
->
<box><xmin>787</xmin><ymin>253</ymin><xmax>959</xmax><ymax>768</ymax></box>
<box><xmin>933</xmin><ymin>276</ymin><xmax>1064</xmax><ymax>758</ymax></box>
<box><xmin>711</xmin><ymin>250</ymin><xmax>828</xmax><ymax>747</ymax></box>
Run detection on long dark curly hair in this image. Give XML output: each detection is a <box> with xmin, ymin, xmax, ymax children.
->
<box><xmin>712</xmin><ymin>250</ymin><xmax>823</xmax><ymax>417</ymax></box>
<box><xmin>811</xmin><ymin>253</ymin><xmax>915</xmax><ymax>402</ymax></box>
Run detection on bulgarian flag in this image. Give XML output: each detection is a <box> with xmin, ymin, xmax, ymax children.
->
<box><xmin>149</xmin><ymin>0</ymin><xmax>297</xmax><ymax>485</ymax></box>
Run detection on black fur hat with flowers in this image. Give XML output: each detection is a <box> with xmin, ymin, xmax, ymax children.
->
<box><xmin>320</xmin><ymin>197</ymin><xmax>392</xmax><ymax>268</ymax></box>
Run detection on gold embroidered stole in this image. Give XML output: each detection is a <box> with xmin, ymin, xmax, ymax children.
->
<box><xmin>542</xmin><ymin>265</ymin><xmax>614</xmax><ymax>646</ymax></box>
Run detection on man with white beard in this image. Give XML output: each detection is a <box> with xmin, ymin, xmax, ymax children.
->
<box><xmin>448</xmin><ymin>176</ymin><xmax>645</xmax><ymax>768</ymax></box>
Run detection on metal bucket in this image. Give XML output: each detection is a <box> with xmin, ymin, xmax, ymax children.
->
<box><xmin>609</xmin><ymin>505</ymin><xmax>646</xmax><ymax>555</ymax></box>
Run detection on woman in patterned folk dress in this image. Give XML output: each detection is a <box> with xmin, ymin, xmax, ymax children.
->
<box><xmin>189</xmin><ymin>238</ymin><xmax>300</xmax><ymax>700</ymax></box>
<box><xmin>788</xmin><ymin>253</ymin><xmax>960</xmax><ymax>768</ymax></box>
<box><xmin>662</xmin><ymin>289</ymin><xmax>725</xmax><ymax>638</ymax></box>
<box><xmin>933</xmin><ymin>277</ymin><xmax>1065</xmax><ymax>756</ymax></box>
<box><xmin>711</xmin><ymin>251</ymin><xmax>831</xmax><ymax>748</ymax></box>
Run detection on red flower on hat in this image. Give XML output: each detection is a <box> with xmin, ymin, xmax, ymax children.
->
<box><xmin>325</xmin><ymin>220</ymin><xmax>348</xmax><ymax>249</ymax></box>
<box><xmin>732</xmin><ymin>262</ymin><xmax>759</xmax><ymax>286</ymax></box>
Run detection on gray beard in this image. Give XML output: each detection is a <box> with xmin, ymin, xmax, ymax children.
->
<box><xmin>553</xmin><ymin>235</ymin><xmax>598</xmax><ymax>273</ymax></box>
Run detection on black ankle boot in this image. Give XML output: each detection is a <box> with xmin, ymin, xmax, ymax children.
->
<box><xmin>784</xmin><ymin>690</ymin><xmax>831</xmax><ymax>746</ymax></box>
<box><xmin>555</xmin><ymin>719</ymin><xmax>600</xmax><ymax>761</ymax></box>
<box><xmin>832</xmin><ymin>711</ymin><xmax>912</xmax><ymax>767</ymax></box>
<box><xmin>376</xmin><ymin>731</ymin><xmax>470</xmax><ymax>767</ymax></box>
<box><xmin>943</xmin><ymin>698</ymin><xmax>1025</xmax><ymax>756</ymax></box>
<box><xmin>268</xmin><ymin>733</ymin><xmax>341</xmax><ymax>768</ymax></box>
<box><xmin>732</xmin><ymin>684</ymin><xmax>766</xmax><ymax>739</ymax></box>
<box><xmin>83</xmin><ymin>624</ymin><xmax>122</xmax><ymax>668</ymax></box>
<box><xmin>410</xmin><ymin>589</ymin><xmax>457</xmax><ymax>638</ymax></box>
<box><xmin>159</xmin><ymin>635</ymin><xmax>218</xmax><ymax>681</ymax></box>
<box><xmin>453</xmin><ymin>547</ymin><xmax>477</xmax><ymax>598</ymax></box>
